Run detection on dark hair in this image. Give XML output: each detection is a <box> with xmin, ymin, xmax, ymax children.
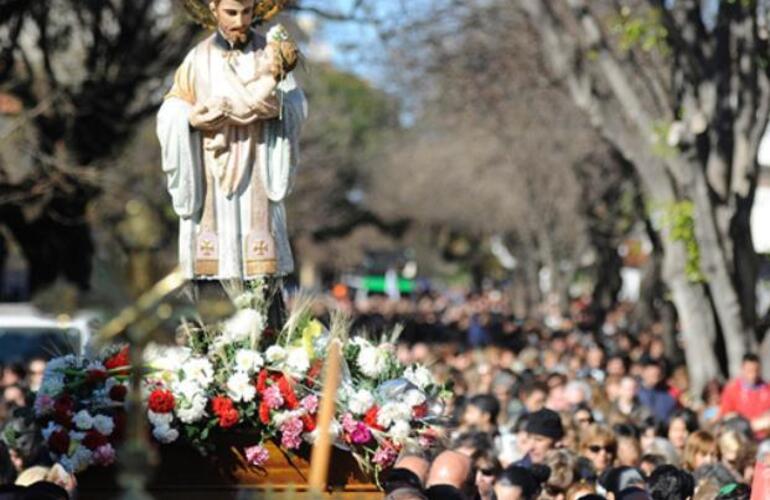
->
<box><xmin>742</xmin><ymin>353</ymin><xmax>760</xmax><ymax>364</ymax></box>
<box><xmin>496</xmin><ymin>466</ymin><xmax>542</xmax><ymax>500</ymax></box>
<box><xmin>692</xmin><ymin>463</ymin><xmax>740</xmax><ymax>488</ymax></box>
<box><xmin>22</xmin><ymin>481</ymin><xmax>70</xmax><ymax>500</ymax></box>
<box><xmin>468</xmin><ymin>394</ymin><xmax>500</xmax><ymax>423</ymax></box>
<box><xmin>639</xmin><ymin>454</ymin><xmax>666</xmax><ymax>475</ymax></box>
<box><xmin>612</xmin><ymin>423</ymin><xmax>640</xmax><ymax>439</ymax></box>
<box><xmin>382</xmin><ymin>468</ymin><xmax>423</xmax><ymax>494</ymax></box>
<box><xmin>451</xmin><ymin>431</ymin><xmax>493</xmax><ymax>453</ymax></box>
<box><xmin>519</xmin><ymin>380</ymin><xmax>548</xmax><ymax>398</ymax></box>
<box><xmin>666</xmin><ymin>408</ymin><xmax>699</xmax><ymax>435</ymax></box>
<box><xmin>0</xmin><ymin>440</ymin><xmax>17</xmax><ymax>486</ymax></box>
<box><xmin>647</xmin><ymin>465</ymin><xmax>694</xmax><ymax>500</ymax></box>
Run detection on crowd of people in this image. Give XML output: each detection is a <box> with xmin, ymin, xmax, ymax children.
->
<box><xmin>345</xmin><ymin>290</ymin><xmax>770</xmax><ymax>500</ymax></box>
<box><xmin>1</xmin><ymin>289</ymin><xmax>769</xmax><ymax>499</ymax></box>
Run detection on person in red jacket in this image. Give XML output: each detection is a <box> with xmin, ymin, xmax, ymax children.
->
<box><xmin>720</xmin><ymin>354</ymin><xmax>770</xmax><ymax>438</ymax></box>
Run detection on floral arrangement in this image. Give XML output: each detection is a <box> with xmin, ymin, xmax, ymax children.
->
<box><xmin>34</xmin><ymin>283</ymin><xmax>447</xmax><ymax>478</ymax></box>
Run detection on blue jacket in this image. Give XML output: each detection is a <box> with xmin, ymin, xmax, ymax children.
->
<box><xmin>637</xmin><ymin>386</ymin><xmax>676</xmax><ymax>423</ymax></box>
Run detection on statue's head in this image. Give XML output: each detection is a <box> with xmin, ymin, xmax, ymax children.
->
<box><xmin>209</xmin><ymin>0</ymin><xmax>256</xmax><ymax>44</ymax></box>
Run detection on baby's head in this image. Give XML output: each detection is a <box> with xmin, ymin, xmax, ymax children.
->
<box><xmin>264</xmin><ymin>24</ymin><xmax>299</xmax><ymax>81</ymax></box>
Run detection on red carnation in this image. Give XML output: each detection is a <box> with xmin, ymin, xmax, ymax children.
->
<box><xmin>413</xmin><ymin>403</ymin><xmax>428</xmax><ymax>419</ymax></box>
<box><xmin>148</xmin><ymin>389</ymin><xmax>175</xmax><ymax>414</ymax></box>
<box><xmin>86</xmin><ymin>369</ymin><xmax>108</xmax><ymax>385</ymax></box>
<box><xmin>82</xmin><ymin>429</ymin><xmax>109</xmax><ymax>450</ymax></box>
<box><xmin>301</xmin><ymin>414</ymin><xmax>316</xmax><ymax>433</ymax></box>
<box><xmin>109</xmin><ymin>384</ymin><xmax>128</xmax><ymax>402</ymax></box>
<box><xmin>307</xmin><ymin>360</ymin><xmax>323</xmax><ymax>380</ymax></box>
<box><xmin>48</xmin><ymin>429</ymin><xmax>70</xmax><ymax>455</ymax></box>
<box><xmin>277</xmin><ymin>376</ymin><xmax>298</xmax><ymax>410</ymax></box>
<box><xmin>53</xmin><ymin>395</ymin><xmax>74</xmax><ymax>426</ymax></box>
<box><xmin>105</xmin><ymin>346</ymin><xmax>130</xmax><ymax>375</ymax></box>
<box><xmin>364</xmin><ymin>406</ymin><xmax>383</xmax><ymax>431</ymax></box>
<box><xmin>211</xmin><ymin>396</ymin><xmax>234</xmax><ymax>417</ymax></box>
<box><xmin>259</xmin><ymin>401</ymin><xmax>270</xmax><ymax>425</ymax></box>
<box><xmin>218</xmin><ymin>408</ymin><xmax>240</xmax><ymax>428</ymax></box>
<box><xmin>256</xmin><ymin>370</ymin><xmax>269</xmax><ymax>394</ymax></box>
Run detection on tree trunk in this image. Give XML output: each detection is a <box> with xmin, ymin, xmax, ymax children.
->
<box><xmin>663</xmin><ymin>240</ymin><xmax>721</xmax><ymax>393</ymax></box>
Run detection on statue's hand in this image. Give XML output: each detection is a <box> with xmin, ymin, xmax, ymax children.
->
<box><xmin>189</xmin><ymin>102</ymin><xmax>227</xmax><ymax>130</ymax></box>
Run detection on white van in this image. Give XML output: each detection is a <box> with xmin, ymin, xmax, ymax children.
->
<box><xmin>0</xmin><ymin>304</ymin><xmax>99</xmax><ymax>363</ymax></box>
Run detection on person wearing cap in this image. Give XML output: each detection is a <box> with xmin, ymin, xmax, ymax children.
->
<box><xmin>515</xmin><ymin>409</ymin><xmax>564</xmax><ymax>467</ymax></box>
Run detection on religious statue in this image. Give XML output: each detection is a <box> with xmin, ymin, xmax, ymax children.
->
<box><xmin>157</xmin><ymin>0</ymin><xmax>306</xmax><ymax>281</ymax></box>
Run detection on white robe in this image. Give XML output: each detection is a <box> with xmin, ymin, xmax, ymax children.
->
<box><xmin>157</xmin><ymin>30</ymin><xmax>307</xmax><ymax>280</ymax></box>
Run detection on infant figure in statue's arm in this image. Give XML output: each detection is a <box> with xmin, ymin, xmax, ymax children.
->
<box><xmin>200</xmin><ymin>25</ymin><xmax>300</xmax><ymax>154</ymax></box>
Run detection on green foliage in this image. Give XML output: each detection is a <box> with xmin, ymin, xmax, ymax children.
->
<box><xmin>612</xmin><ymin>7</ymin><xmax>669</xmax><ymax>55</ymax></box>
<box><xmin>659</xmin><ymin>200</ymin><xmax>706</xmax><ymax>283</ymax></box>
<box><xmin>300</xmin><ymin>63</ymin><xmax>398</xmax><ymax>171</ymax></box>
<box><xmin>651</xmin><ymin>121</ymin><xmax>678</xmax><ymax>158</ymax></box>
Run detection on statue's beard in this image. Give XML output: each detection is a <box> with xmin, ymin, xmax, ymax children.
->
<box><xmin>220</xmin><ymin>27</ymin><xmax>249</xmax><ymax>45</ymax></box>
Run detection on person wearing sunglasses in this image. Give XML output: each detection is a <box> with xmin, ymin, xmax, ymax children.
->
<box><xmin>579</xmin><ymin>424</ymin><xmax>618</xmax><ymax>475</ymax></box>
<box><xmin>472</xmin><ymin>448</ymin><xmax>501</xmax><ymax>500</ymax></box>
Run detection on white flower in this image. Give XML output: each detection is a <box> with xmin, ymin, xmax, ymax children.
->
<box><xmin>227</xmin><ymin>372</ymin><xmax>256</xmax><ymax>402</ymax></box>
<box><xmin>348</xmin><ymin>389</ymin><xmax>375</xmax><ymax>415</ymax></box>
<box><xmin>173</xmin><ymin>379</ymin><xmax>203</xmax><ymax>401</ymax></box>
<box><xmin>404</xmin><ymin>365</ymin><xmax>434</xmax><ymax>390</ymax></box>
<box><xmin>73</xmin><ymin>410</ymin><xmax>94</xmax><ymax>430</ymax></box>
<box><xmin>265</xmin><ymin>345</ymin><xmax>287</xmax><ymax>364</ymax></box>
<box><xmin>86</xmin><ymin>360</ymin><xmax>106</xmax><ymax>372</ymax></box>
<box><xmin>377</xmin><ymin>402</ymin><xmax>412</xmax><ymax>428</ymax></box>
<box><xmin>145</xmin><ymin>345</ymin><xmax>191</xmax><ymax>381</ymax></box>
<box><xmin>267</xmin><ymin>24</ymin><xmax>290</xmax><ymax>42</ymax></box>
<box><xmin>39</xmin><ymin>373</ymin><xmax>65</xmax><ymax>396</ymax></box>
<box><xmin>271</xmin><ymin>409</ymin><xmax>303</xmax><ymax>427</ymax></box>
<box><xmin>69</xmin><ymin>431</ymin><xmax>86</xmax><ymax>442</ymax></box>
<box><xmin>357</xmin><ymin>345</ymin><xmax>390</xmax><ymax>379</ymax></box>
<box><xmin>59</xmin><ymin>456</ymin><xmax>74</xmax><ymax>473</ymax></box>
<box><xmin>285</xmin><ymin>347</ymin><xmax>310</xmax><ymax>375</ymax></box>
<box><xmin>389</xmin><ymin>420</ymin><xmax>412</xmax><ymax>444</ymax></box>
<box><xmin>235</xmin><ymin>349</ymin><xmax>264</xmax><ymax>373</ymax></box>
<box><xmin>223</xmin><ymin>309</ymin><xmax>265</xmax><ymax>343</ymax></box>
<box><xmin>350</xmin><ymin>337</ymin><xmax>372</xmax><ymax>349</ymax></box>
<box><xmin>176</xmin><ymin>393</ymin><xmax>207</xmax><ymax>423</ymax></box>
<box><xmin>404</xmin><ymin>389</ymin><xmax>426</xmax><ymax>408</ymax></box>
<box><xmin>69</xmin><ymin>446</ymin><xmax>94</xmax><ymax>473</ymax></box>
<box><xmin>46</xmin><ymin>355</ymin><xmax>77</xmax><ymax>373</ymax></box>
<box><xmin>152</xmin><ymin>424</ymin><xmax>179</xmax><ymax>444</ymax></box>
<box><xmin>93</xmin><ymin>415</ymin><xmax>115</xmax><ymax>436</ymax></box>
<box><xmin>42</xmin><ymin>421</ymin><xmax>60</xmax><ymax>441</ymax></box>
<box><xmin>182</xmin><ymin>357</ymin><xmax>214</xmax><ymax>387</ymax></box>
<box><xmin>304</xmin><ymin>419</ymin><xmax>341</xmax><ymax>444</ymax></box>
<box><xmin>233</xmin><ymin>291</ymin><xmax>256</xmax><ymax>310</ymax></box>
<box><xmin>148</xmin><ymin>410</ymin><xmax>174</xmax><ymax>427</ymax></box>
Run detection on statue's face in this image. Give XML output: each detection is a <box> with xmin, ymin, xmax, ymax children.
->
<box><xmin>210</xmin><ymin>0</ymin><xmax>255</xmax><ymax>44</ymax></box>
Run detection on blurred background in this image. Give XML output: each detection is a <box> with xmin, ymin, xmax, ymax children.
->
<box><xmin>0</xmin><ymin>0</ymin><xmax>770</xmax><ymax>387</ymax></box>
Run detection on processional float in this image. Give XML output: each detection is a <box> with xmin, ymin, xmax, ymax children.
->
<box><xmin>31</xmin><ymin>1</ymin><xmax>447</xmax><ymax>498</ymax></box>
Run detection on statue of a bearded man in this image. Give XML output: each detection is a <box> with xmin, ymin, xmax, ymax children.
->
<box><xmin>157</xmin><ymin>0</ymin><xmax>306</xmax><ymax>281</ymax></box>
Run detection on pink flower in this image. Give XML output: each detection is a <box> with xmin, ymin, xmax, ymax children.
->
<box><xmin>341</xmin><ymin>413</ymin><xmax>358</xmax><ymax>434</ymax></box>
<box><xmin>418</xmin><ymin>432</ymin><xmax>437</xmax><ymax>449</ymax></box>
<box><xmin>280</xmin><ymin>417</ymin><xmax>304</xmax><ymax>450</ymax></box>
<box><xmin>92</xmin><ymin>444</ymin><xmax>116</xmax><ymax>466</ymax></box>
<box><xmin>372</xmin><ymin>443</ymin><xmax>398</xmax><ymax>468</ymax></box>
<box><xmin>263</xmin><ymin>385</ymin><xmax>284</xmax><ymax>410</ymax></box>
<box><xmin>244</xmin><ymin>444</ymin><xmax>270</xmax><ymax>467</ymax></box>
<box><xmin>300</xmin><ymin>395</ymin><xmax>319</xmax><ymax>414</ymax></box>
<box><xmin>34</xmin><ymin>394</ymin><xmax>54</xmax><ymax>416</ymax></box>
<box><xmin>350</xmin><ymin>423</ymin><xmax>372</xmax><ymax>445</ymax></box>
